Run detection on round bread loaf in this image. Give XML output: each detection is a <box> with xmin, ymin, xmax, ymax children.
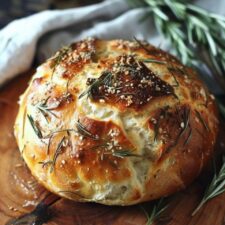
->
<box><xmin>14</xmin><ymin>38</ymin><xmax>219</xmax><ymax>205</ymax></box>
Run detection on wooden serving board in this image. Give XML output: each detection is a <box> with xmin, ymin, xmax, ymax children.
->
<box><xmin>0</xmin><ymin>70</ymin><xmax>225</xmax><ymax>225</ymax></box>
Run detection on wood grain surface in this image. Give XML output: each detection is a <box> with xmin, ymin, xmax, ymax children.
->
<box><xmin>0</xmin><ymin>70</ymin><xmax>225</xmax><ymax>225</ymax></box>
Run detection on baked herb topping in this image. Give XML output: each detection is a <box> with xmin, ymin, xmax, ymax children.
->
<box><xmin>36</xmin><ymin>116</ymin><xmax>143</xmax><ymax>172</ymax></box>
<box><xmin>78</xmin><ymin>71</ymin><xmax>113</xmax><ymax>99</ymax></box>
<box><xmin>45</xmin><ymin>129</ymin><xmax>76</xmax><ymax>155</ymax></box>
<box><xmin>133</xmin><ymin>37</ymin><xmax>154</xmax><ymax>56</ymax></box>
<box><xmin>150</xmin><ymin>105</ymin><xmax>192</xmax><ymax>155</ymax></box>
<box><xmin>183</xmin><ymin>126</ymin><xmax>192</xmax><ymax>146</ymax></box>
<box><xmin>27</xmin><ymin>114</ymin><xmax>43</xmax><ymax>139</ymax></box>
<box><xmin>153</xmin><ymin>106</ymin><xmax>170</xmax><ymax>142</ymax></box>
<box><xmin>142</xmin><ymin>59</ymin><xmax>166</xmax><ymax>64</ymax></box>
<box><xmin>167</xmin><ymin>65</ymin><xmax>181</xmax><ymax>87</ymax></box>
<box><xmin>195</xmin><ymin>110</ymin><xmax>210</xmax><ymax>132</ymax></box>
<box><xmin>167</xmin><ymin>106</ymin><xmax>191</xmax><ymax>151</ymax></box>
<box><xmin>112</xmin><ymin>150</ymin><xmax>141</xmax><ymax>158</ymax></box>
<box><xmin>50</xmin><ymin>46</ymin><xmax>72</xmax><ymax>76</ymax></box>
<box><xmin>90</xmin><ymin>141</ymin><xmax>141</xmax><ymax>159</ymax></box>
<box><xmin>80</xmin><ymin>54</ymin><xmax>174</xmax><ymax>109</ymax></box>
<box><xmin>35</xmin><ymin>97</ymin><xmax>57</xmax><ymax>122</ymax></box>
<box><xmin>39</xmin><ymin>136</ymin><xmax>67</xmax><ymax>172</ymax></box>
<box><xmin>76</xmin><ymin>120</ymin><xmax>99</xmax><ymax>140</ymax></box>
<box><xmin>167</xmin><ymin>65</ymin><xmax>186</xmax><ymax>76</ymax></box>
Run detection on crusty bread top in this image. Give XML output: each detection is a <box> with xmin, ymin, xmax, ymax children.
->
<box><xmin>14</xmin><ymin>38</ymin><xmax>219</xmax><ymax>205</ymax></box>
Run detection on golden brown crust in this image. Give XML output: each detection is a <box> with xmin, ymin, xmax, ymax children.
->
<box><xmin>14</xmin><ymin>38</ymin><xmax>219</xmax><ymax>205</ymax></box>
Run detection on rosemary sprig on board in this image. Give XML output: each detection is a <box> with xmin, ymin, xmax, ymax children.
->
<box><xmin>192</xmin><ymin>157</ymin><xmax>225</xmax><ymax>216</ymax></box>
<box><xmin>128</xmin><ymin>0</ymin><xmax>225</xmax><ymax>90</ymax></box>
<box><xmin>140</xmin><ymin>198</ymin><xmax>168</xmax><ymax>225</ymax></box>
<box><xmin>27</xmin><ymin>114</ymin><xmax>43</xmax><ymax>139</ymax></box>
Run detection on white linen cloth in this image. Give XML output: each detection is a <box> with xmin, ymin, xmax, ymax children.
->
<box><xmin>0</xmin><ymin>0</ymin><xmax>224</xmax><ymax>93</ymax></box>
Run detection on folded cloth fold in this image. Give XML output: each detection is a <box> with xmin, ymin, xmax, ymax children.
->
<box><xmin>0</xmin><ymin>0</ymin><xmax>224</xmax><ymax>93</ymax></box>
<box><xmin>0</xmin><ymin>0</ymin><xmax>129</xmax><ymax>85</ymax></box>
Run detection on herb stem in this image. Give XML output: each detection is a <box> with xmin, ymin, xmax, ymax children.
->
<box><xmin>140</xmin><ymin>198</ymin><xmax>168</xmax><ymax>225</ymax></box>
<box><xmin>192</xmin><ymin>156</ymin><xmax>225</xmax><ymax>216</ymax></box>
<box><xmin>142</xmin><ymin>59</ymin><xmax>166</xmax><ymax>64</ymax></box>
<box><xmin>192</xmin><ymin>201</ymin><xmax>205</xmax><ymax>216</ymax></box>
<box><xmin>27</xmin><ymin>114</ymin><xmax>43</xmax><ymax>139</ymax></box>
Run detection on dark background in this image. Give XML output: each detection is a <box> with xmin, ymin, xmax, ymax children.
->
<box><xmin>0</xmin><ymin>0</ymin><xmax>102</xmax><ymax>28</ymax></box>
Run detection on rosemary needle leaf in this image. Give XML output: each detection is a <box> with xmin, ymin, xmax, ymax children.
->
<box><xmin>112</xmin><ymin>150</ymin><xmax>141</xmax><ymax>158</ymax></box>
<box><xmin>37</xmin><ymin>102</ymin><xmax>56</xmax><ymax>117</ymax></box>
<box><xmin>195</xmin><ymin>110</ymin><xmax>210</xmax><ymax>132</ymax></box>
<box><xmin>43</xmin><ymin>136</ymin><xmax>66</xmax><ymax>172</ymax></box>
<box><xmin>76</xmin><ymin>120</ymin><xmax>99</xmax><ymax>140</ymax></box>
<box><xmin>78</xmin><ymin>71</ymin><xmax>113</xmax><ymax>99</ymax></box>
<box><xmin>140</xmin><ymin>198</ymin><xmax>168</xmax><ymax>225</ymax></box>
<box><xmin>51</xmin><ymin>46</ymin><xmax>71</xmax><ymax>73</ymax></box>
<box><xmin>192</xmin><ymin>156</ymin><xmax>225</xmax><ymax>216</ymax></box>
<box><xmin>78</xmin><ymin>88</ymin><xmax>91</xmax><ymax>99</ymax></box>
<box><xmin>27</xmin><ymin>114</ymin><xmax>43</xmax><ymax>139</ymax></box>
<box><xmin>142</xmin><ymin>59</ymin><xmax>166</xmax><ymax>64</ymax></box>
<box><xmin>52</xmin><ymin>136</ymin><xmax>66</xmax><ymax>167</ymax></box>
